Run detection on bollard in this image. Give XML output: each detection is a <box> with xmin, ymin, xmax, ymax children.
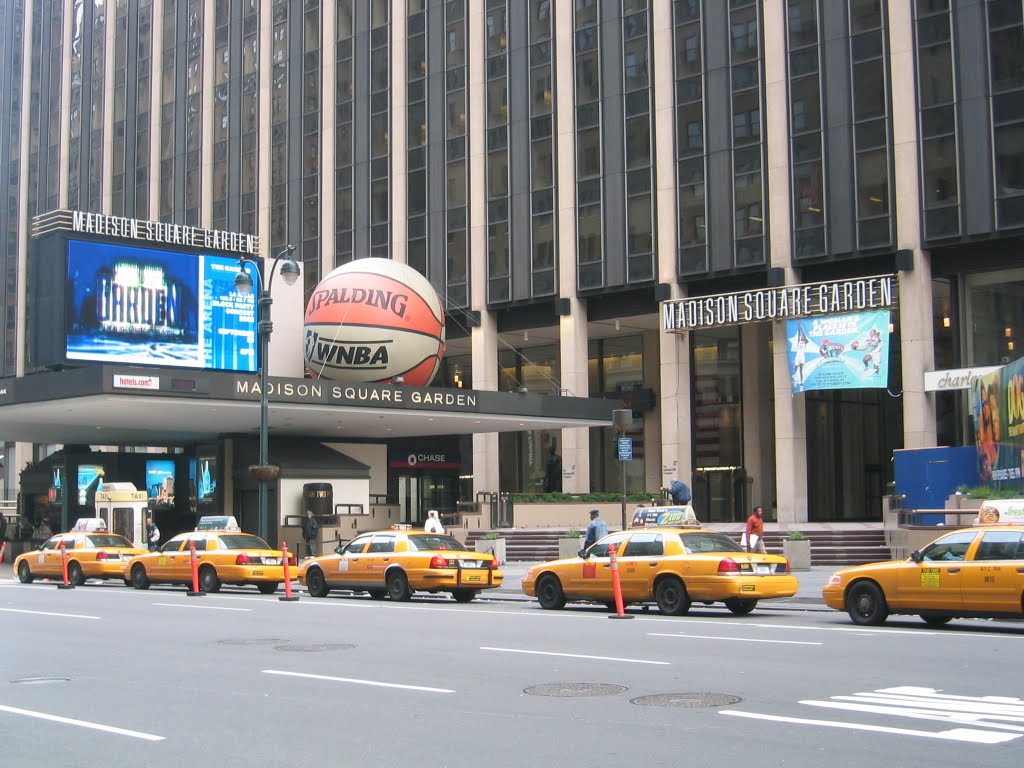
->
<box><xmin>607</xmin><ymin>542</ymin><xmax>632</xmax><ymax>620</ymax></box>
<box><xmin>278</xmin><ymin>542</ymin><xmax>299</xmax><ymax>602</ymax></box>
<box><xmin>186</xmin><ymin>540</ymin><xmax>205</xmax><ymax>597</ymax></box>
<box><xmin>57</xmin><ymin>539</ymin><xmax>75</xmax><ymax>590</ymax></box>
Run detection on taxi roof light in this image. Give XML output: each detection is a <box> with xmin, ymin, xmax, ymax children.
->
<box><xmin>196</xmin><ymin>516</ymin><xmax>242</xmax><ymax>532</ymax></box>
<box><xmin>717</xmin><ymin>558</ymin><xmax>740</xmax><ymax>573</ymax></box>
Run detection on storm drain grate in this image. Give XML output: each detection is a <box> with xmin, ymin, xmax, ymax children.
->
<box><xmin>218</xmin><ymin>638</ymin><xmax>289</xmax><ymax>646</ymax></box>
<box><xmin>630</xmin><ymin>692</ymin><xmax>742</xmax><ymax>708</ymax></box>
<box><xmin>11</xmin><ymin>677</ymin><xmax>71</xmax><ymax>685</ymax></box>
<box><xmin>273</xmin><ymin>643</ymin><xmax>356</xmax><ymax>653</ymax></box>
<box><xmin>524</xmin><ymin>683</ymin><xmax>629</xmax><ymax>698</ymax></box>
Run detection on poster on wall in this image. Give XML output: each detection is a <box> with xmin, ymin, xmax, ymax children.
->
<box><xmin>146</xmin><ymin>460</ymin><xmax>175</xmax><ymax>507</ymax></box>
<box><xmin>972</xmin><ymin>358</ymin><xmax>1024</xmax><ymax>487</ymax></box>
<box><xmin>786</xmin><ymin>310</ymin><xmax>891</xmax><ymax>393</ymax></box>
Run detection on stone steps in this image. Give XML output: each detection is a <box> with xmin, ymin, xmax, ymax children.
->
<box><xmin>466</xmin><ymin>528</ymin><xmax>890</xmax><ymax>567</ymax></box>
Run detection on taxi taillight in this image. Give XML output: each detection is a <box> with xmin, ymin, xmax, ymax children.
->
<box><xmin>717</xmin><ymin>558</ymin><xmax>740</xmax><ymax>573</ymax></box>
<box><xmin>782</xmin><ymin>561</ymin><xmax>791</xmax><ymax>573</ymax></box>
<box><xmin>95</xmin><ymin>551</ymin><xmax>108</xmax><ymax>561</ymax></box>
<box><xmin>489</xmin><ymin>557</ymin><xmax>499</xmax><ymax>570</ymax></box>
<box><xmin>429</xmin><ymin>555</ymin><xmax>450</xmax><ymax>568</ymax></box>
<box><xmin>288</xmin><ymin>554</ymin><xmax>297</xmax><ymax>566</ymax></box>
<box><xmin>235</xmin><ymin>553</ymin><xmax>252</xmax><ymax>565</ymax></box>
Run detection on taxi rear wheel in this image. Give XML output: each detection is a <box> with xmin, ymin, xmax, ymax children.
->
<box><xmin>846</xmin><ymin>581</ymin><xmax>888</xmax><ymax>625</ymax></box>
<box><xmin>921</xmin><ymin>615</ymin><xmax>952</xmax><ymax>626</ymax></box>
<box><xmin>724</xmin><ymin>598</ymin><xmax>758</xmax><ymax>615</ymax></box>
<box><xmin>17</xmin><ymin>561</ymin><xmax>33</xmax><ymax>583</ymax></box>
<box><xmin>451</xmin><ymin>589</ymin><xmax>477</xmax><ymax>603</ymax></box>
<box><xmin>199</xmin><ymin>566</ymin><xmax>221</xmax><ymax>593</ymax></box>
<box><xmin>306</xmin><ymin>568</ymin><xmax>329</xmax><ymax>598</ymax></box>
<box><xmin>535</xmin><ymin>574</ymin><xmax>566</xmax><ymax>610</ymax></box>
<box><xmin>257</xmin><ymin>583</ymin><xmax>278</xmax><ymax>595</ymax></box>
<box><xmin>387</xmin><ymin>571</ymin><xmax>413</xmax><ymax>602</ymax></box>
<box><xmin>68</xmin><ymin>562</ymin><xmax>86</xmax><ymax>586</ymax></box>
<box><xmin>131</xmin><ymin>564</ymin><xmax>150</xmax><ymax>590</ymax></box>
<box><xmin>655</xmin><ymin>577</ymin><xmax>692</xmax><ymax>616</ymax></box>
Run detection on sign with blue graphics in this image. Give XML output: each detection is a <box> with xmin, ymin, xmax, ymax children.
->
<box><xmin>786</xmin><ymin>310</ymin><xmax>891</xmax><ymax>393</ymax></box>
<box><xmin>617</xmin><ymin>437</ymin><xmax>633</xmax><ymax>461</ymax></box>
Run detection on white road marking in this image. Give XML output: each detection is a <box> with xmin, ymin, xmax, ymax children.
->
<box><xmin>719</xmin><ymin>710</ymin><xmax>1017</xmax><ymax>744</ymax></box>
<box><xmin>0</xmin><ymin>704</ymin><xmax>164</xmax><ymax>741</ymax></box>
<box><xmin>152</xmin><ymin>602</ymin><xmax>251</xmax><ymax>612</ymax></box>
<box><xmin>666</xmin><ymin>618</ymin><xmax>941</xmax><ymax>636</ymax></box>
<box><xmin>648</xmin><ymin>632</ymin><xmax>821</xmax><ymax>646</ymax></box>
<box><xmin>0</xmin><ymin>607</ymin><xmax>100</xmax><ymax>620</ymax></box>
<box><xmin>801</xmin><ymin>700</ymin><xmax>1024</xmax><ymax>731</ymax></box>
<box><xmin>262</xmin><ymin>669</ymin><xmax>453</xmax><ymax>693</ymax></box>
<box><xmin>480</xmin><ymin>646</ymin><xmax>670</xmax><ymax>665</ymax></box>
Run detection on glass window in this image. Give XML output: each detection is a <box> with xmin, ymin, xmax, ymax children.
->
<box><xmin>367</xmin><ymin>535</ymin><xmax>396</xmax><ymax>554</ymax></box>
<box><xmin>692</xmin><ymin>327</ymin><xmax>742</xmax><ymax>469</ymax></box>
<box><xmin>975</xmin><ymin>531</ymin><xmax>1023</xmax><ymax>561</ymax></box>
<box><xmin>920</xmin><ymin>531</ymin><xmax>977</xmax><ymax>562</ymax></box>
<box><xmin>587</xmin><ymin>532</ymin><xmax>630</xmax><ymax>558</ymax></box>
<box><xmin>623</xmin><ymin>533</ymin><xmax>664</xmax><ymax>557</ymax></box>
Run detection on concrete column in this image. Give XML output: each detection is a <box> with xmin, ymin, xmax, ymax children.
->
<box><xmin>15</xmin><ymin>0</ymin><xmax>34</xmax><ymax>376</ymax></box>
<box><xmin>149</xmin><ymin>0</ymin><xmax>163</xmax><ymax>214</ymax></box>
<box><xmin>58</xmin><ymin>0</ymin><xmax>72</xmax><ymax>207</ymax></box>
<box><xmin>658</xmin><ymin>284</ymin><xmax>692</xmax><ymax>492</ymax></box>
<box><xmin>471</xmin><ymin>311</ymin><xmax>499</xmax><ymax>496</ymax></box>
<box><xmin>764</xmin><ymin>0</ymin><xmax>805</xmax><ymax>523</ymax></box>
<box><xmin>201</xmin><ymin>0</ymin><xmax>215</xmax><ymax>226</ymax></box>
<box><xmin>559</xmin><ymin>298</ymin><xmax>590</xmax><ymax>493</ymax></box>
<box><xmin>741</xmin><ymin>323</ymin><xmax>772</xmax><ymax>510</ymax></box>
<box><xmin>320</xmin><ymin>1</ymin><xmax>336</xmax><ymax>272</ymax></box>
<box><xmin>390</xmin><ymin>4</ymin><xmax>407</xmax><ymax>262</ymax></box>
<box><xmin>257</xmin><ymin>0</ymin><xmax>271</xmax><ymax>249</ymax></box>
<box><xmin>103</xmin><ymin>2</ymin><xmax>116</xmax><ymax>210</ymax></box>
<box><xmin>890</xmin><ymin>0</ymin><xmax>936</xmax><ymax>449</ymax></box>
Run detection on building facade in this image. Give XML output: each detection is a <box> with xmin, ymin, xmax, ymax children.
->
<box><xmin>1</xmin><ymin>0</ymin><xmax>1023</xmax><ymax>524</ymax></box>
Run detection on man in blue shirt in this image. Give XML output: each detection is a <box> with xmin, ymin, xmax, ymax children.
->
<box><xmin>584</xmin><ymin>509</ymin><xmax>609</xmax><ymax>549</ymax></box>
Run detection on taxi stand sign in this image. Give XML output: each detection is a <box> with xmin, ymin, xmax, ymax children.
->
<box><xmin>617</xmin><ymin>437</ymin><xmax>633</xmax><ymax>461</ymax></box>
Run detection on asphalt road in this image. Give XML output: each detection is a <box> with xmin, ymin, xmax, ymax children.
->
<box><xmin>2</xmin><ymin>575</ymin><xmax>1023</xmax><ymax>768</ymax></box>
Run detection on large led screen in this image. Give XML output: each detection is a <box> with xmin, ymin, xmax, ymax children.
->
<box><xmin>65</xmin><ymin>239</ymin><xmax>257</xmax><ymax>371</ymax></box>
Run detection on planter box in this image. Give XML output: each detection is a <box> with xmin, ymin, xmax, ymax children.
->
<box><xmin>782</xmin><ymin>539</ymin><xmax>811</xmax><ymax>571</ymax></box>
<box><xmin>558</xmin><ymin>538</ymin><xmax>583</xmax><ymax>559</ymax></box>
<box><xmin>474</xmin><ymin>538</ymin><xmax>506</xmax><ymax>565</ymax></box>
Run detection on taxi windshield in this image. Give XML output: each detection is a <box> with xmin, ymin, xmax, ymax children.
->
<box><xmin>680</xmin><ymin>532</ymin><xmax>746</xmax><ymax>554</ymax></box>
<box><xmin>408</xmin><ymin>535</ymin><xmax>464</xmax><ymax>552</ymax></box>
<box><xmin>85</xmin><ymin>534</ymin><xmax>133</xmax><ymax>548</ymax></box>
<box><xmin>216</xmin><ymin>534</ymin><xmax>271</xmax><ymax>550</ymax></box>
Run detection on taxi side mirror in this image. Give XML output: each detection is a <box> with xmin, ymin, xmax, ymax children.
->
<box><xmin>334</xmin><ymin>545</ymin><xmax>345</xmax><ymax>555</ymax></box>
<box><xmin>910</xmin><ymin>550</ymin><xmax>923</xmax><ymax>563</ymax></box>
<box><xmin>578</xmin><ymin>548</ymin><xmax>588</xmax><ymax>559</ymax></box>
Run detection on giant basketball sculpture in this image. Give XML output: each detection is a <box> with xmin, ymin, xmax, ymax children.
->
<box><xmin>303</xmin><ymin>258</ymin><xmax>445</xmax><ymax>386</ymax></box>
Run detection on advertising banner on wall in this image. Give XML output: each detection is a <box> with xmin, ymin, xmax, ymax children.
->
<box><xmin>972</xmin><ymin>358</ymin><xmax>1024</xmax><ymax>487</ymax></box>
<box><xmin>786</xmin><ymin>310</ymin><xmax>891</xmax><ymax>393</ymax></box>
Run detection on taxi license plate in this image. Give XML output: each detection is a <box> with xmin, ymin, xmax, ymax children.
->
<box><xmin>460</xmin><ymin>560</ymin><xmax>481</xmax><ymax>568</ymax></box>
<box><xmin>754</xmin><ymin>564</ymin><xmax>771</xmax><ymax>574</ymax></box>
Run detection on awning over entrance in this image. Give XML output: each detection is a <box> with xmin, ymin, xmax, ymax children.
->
<box><xmin>0</xmin><ymin>365</ymin><xmax>617</xmax><ymax>445</ymax></box>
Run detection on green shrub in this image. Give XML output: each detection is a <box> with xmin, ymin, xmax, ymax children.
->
<box><xmin>482</xmin><ymin>531</ymin><xmax>501</xmax><ymax>540</ymax></box>
<box><xmin>564</xmin><ymin>528</ymin><xmax>582</xmax><ymax>539</ymax></box>
<box><xmin>510</xmin><ymin>492</ymin><xmax>658</xmax><ymax>503</ymax></box>
<box><xmin>786</xmin><ymin>530</ymin><xmax>807</xmax><ymax>541</ymax></box>
<box><xmin>956</xmin><ymin>485</ymin><xmax>1023</xmax><ymax>500</ymax></box>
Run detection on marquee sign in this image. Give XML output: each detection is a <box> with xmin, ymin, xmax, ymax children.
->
<box><xmin>662</xmin><ymin>275</ymin><xmax>897</xmax><ymax>332</ymax></box>
<box><xmin>31</xmin><ymin>209</ymin><xmax>259</xmax><ymax>256</ymax></box>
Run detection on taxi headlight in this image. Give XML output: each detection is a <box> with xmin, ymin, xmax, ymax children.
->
<box><xmin>524</xmin><ymin>568</ymin><xmax>534</xmax><ymax>580</ymax></box>
<box><xmin>828</xmin><ymin>574</ymin><xmax>842</xmax><ymax>586</ymax></box>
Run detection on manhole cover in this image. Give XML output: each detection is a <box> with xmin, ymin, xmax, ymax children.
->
<box><xmin>630</xmin><ymin>693</ymin><xmax>742</xmax><ymax>708</ymax></box>
<box><xmin>11</xmin><ymin>677</ymin><xmax>71</xmax><ymax>685</ymax></box>
<box><xmin>218</xmin><ymin>638</ymin><xmax>289</xmax><ymax>646</ymax></box>
<box><xmin>273</xmin><ymin>643</ymin><xmax>355</xmax><ymax>653</ymax></box>
<box><xmin>523</xmin><ymin>683</ymin><xmax>628</xmax><ymax>698</ymax></box>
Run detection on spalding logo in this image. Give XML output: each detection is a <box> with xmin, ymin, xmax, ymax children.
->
<box><xmin>305</xmin><ymin>330</ymin><xmax>390</xmax><ymax>369</ymax></box>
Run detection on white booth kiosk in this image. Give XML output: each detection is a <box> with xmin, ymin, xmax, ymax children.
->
<box><xmin>93</xmin><ymin>482</ymin><xmax>150</xmax><ymax>548</ymax></box>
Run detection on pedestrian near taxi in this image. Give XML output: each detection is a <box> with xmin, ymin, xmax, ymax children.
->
<box><xmin>744</xmin><ymin>506</ymin><xmax>767</xmax><ymax>554</ymax></box>
<box><xmin>584</xmin><ymin>509</ymin><xmax>609</xmax><ymax>549</ymax></box>
<box><xmin>146</xmin><ymin>516</ymin><xmax>160</xmax><ymax>551</ymax></box>
<box><xmin>425</xmin><ymin>509</ymin><xmax>445</xmax><ymax>534</ymax></box>
<box><xmin>301</xmin><ymin>510</ymin><xmax>319</xmax><ymax>558</ymax></box>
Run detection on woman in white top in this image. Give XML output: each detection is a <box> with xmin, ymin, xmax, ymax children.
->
<box><xmin>424</xmin><ymin>510</ymin><xmax>445</xmax><ymax>534</ymax></box>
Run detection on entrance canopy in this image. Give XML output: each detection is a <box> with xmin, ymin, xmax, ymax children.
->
<box><xmin>0</xmin><ymin>365</ymin><xmax>617</xmax><ymax>446</ymax></box>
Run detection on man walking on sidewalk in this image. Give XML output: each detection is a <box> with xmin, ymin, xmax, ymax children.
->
<box><xmin>744</xmin><ymin>506</ymin><xmax>767</xmax><ymax>553</ymax></box>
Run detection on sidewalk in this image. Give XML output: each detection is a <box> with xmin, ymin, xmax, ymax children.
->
<box><xmin>0</xmin><ymin>560</ymin><xmax>838</xmax><ymax>610</ymax></box>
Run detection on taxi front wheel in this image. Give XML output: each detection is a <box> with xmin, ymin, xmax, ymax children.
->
<box><xmin>655</xmin><ymin>577</ymin><xmax>692</xmax><ymax>616</ymax></box>
<box><xmin>199</xmin><ymin>566</ymin><xmax>221</xmax><ymax>593</ymax></box>
<box><xmin>68</xmin><ymin>562</ymin><xmax>86</xmax><ymax>586</ymax></box>
<box><xmin>131</xmin><ymin>564</ymin><xmax>150</xmax><ymax>590</ymax></box>
<box><xmin>535</xmin><ymin>574</ymin><xmax>566</xmax><ymax>610</ymax></box>
<box><xmin>306</xmin><ymin>568</ymin><xmax>329</xmax><ymax>598</ymax></box>
<box><xmin>846</xmin><ymin>581</ymin><xmax>888</xmax><ymax>625</ymax></box>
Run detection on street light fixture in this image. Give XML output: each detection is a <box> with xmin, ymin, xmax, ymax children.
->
<box><xmin>235</xmin><ymin>244</ymin><xmax>300</xmax><ymax>543</ymax></box>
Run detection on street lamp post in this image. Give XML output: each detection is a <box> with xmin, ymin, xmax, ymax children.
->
<box><xmin>235</xmin><ymin>245</ymin><xmax>300</xmax><ymax>543</ymax></box>
<box><xmin>612</xmin><ymin>409</ymin><xmax>633</xmax><ymax>531</ymax></box>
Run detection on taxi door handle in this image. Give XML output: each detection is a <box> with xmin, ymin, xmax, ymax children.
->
<box><xmin>648</xmin><ymin>563</ymin><xmax>658</xmax><ymax>567</ymax></box>
<box><xmin>381</xmin><ymin>558</ymin><xmax>390</xmax><ymax>562</ymax></box>
<box><xmin>947</xmin><ymin>567</ymin><xmax>960</xmax><ymax>573</ymax></box>
<box><xmin>1017</xmin><ymin>567</ymin><xmax>1024</xmax><ymax>573</ymax></box>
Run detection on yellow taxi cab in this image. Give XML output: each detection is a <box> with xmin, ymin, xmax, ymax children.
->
<box><xmin>15</xmin><ymin>528</ymin><xmax>147</xmax><ymax>585</ymax></box>
<box><xmin>297</xmin><ymin>529</ymin><xmax>502</xmax><ymax>602</ymax></box>
<box><xmin>122</xmin><ymin>517</ymin><xmax>296</xmax><ymax>594</ymax></box>
<box><xmin>521</xmin><ymin>525</ymin><xmax>798</xmax><ymax>615</ymax></box>
<box><xmin>822</xmin><ymin>524</ymin><xmax>1024</xmax><ymax>626</ymax></box>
